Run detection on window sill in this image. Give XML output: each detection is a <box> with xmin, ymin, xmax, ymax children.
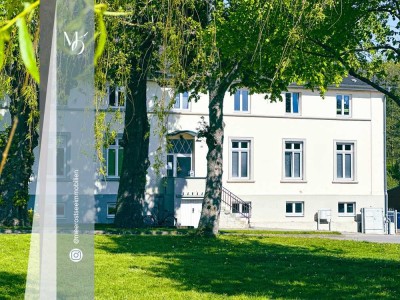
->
<box><xmin>338</xmin><ymin>214</ymin><xmax>356</xmax><ymax>217</ymax></box>
<box><xmin>285</xmin><ymin>214</ymin><xmax>304</xmax><ymax>217</ymax></box>
<box><xmin>107</xmin><ymin>216</ymin><xmax>115</xmax><ymax>219</ymax></box>
<box><xmin>284</xmin><ymin>113</ymin><xmax>302</xmax><ymax>117</ymax></box>
<box><xmin>226</xmin><ymin>180</ymin><xmax>255</xmax><ymax>183</ymax></box>
<box><xmin>102</xmin><ymin>177</ymin><xmax>120</xmax><ymax>182</ymax></box>
<box><xmin>332</xmin><ymin>180</ymin><xmax>358</xmax><ymax>184</ymax></box>
<box><xmin>280</xmin><ymin>179</ymin><xmax>307</xmax><ymax>183</ymax></box>
<box><xmin>233</xmin><ymin>111</ymin><xmax>251</xmax><ymax>114</ymax></box>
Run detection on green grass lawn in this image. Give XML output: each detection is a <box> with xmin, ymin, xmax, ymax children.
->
<box><xmin>1</xmin><ymin>233</ymin><xmax>400</xmax><ymax>299</ymax></box>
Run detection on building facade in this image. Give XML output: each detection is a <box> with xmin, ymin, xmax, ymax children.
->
<box><xmin>1</xmin><ymin>76</ymin><xmax>385</xmax><ymax>232</ymax></box>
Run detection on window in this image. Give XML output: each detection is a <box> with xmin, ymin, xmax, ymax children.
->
<box><xmin>231</xmin><ymin>140</ymin><xmax>250</xmax><ymax>179</ymax></box>
<box><xmin>285</xmin><ymin>92</ymin><xmax>300</xmax><ymax>114</ymax></box>
<box><xmin>338</xmin><ymin>202</ymin><xmax>356</xmax><ymax>216</ymax></box>
<box><xmin>286</xmin><ymin>201</ymin><xmax>304</xmax><ymax>216</ymax></box>
<box><xmin>107</xmin><ymin>203</ymin><xmax>117</xmax><ymax>218</ymax></box>
<box><xmin>336</xmin><ymin>95</ymin><xmax>351</xmax><ymax>116</ymax></box>
<box><xmin>232</xmin><ymin>202</ymin><xmax>251</xmax><ymax>216</ymax></box>
<box><xmin>106</xmin><ymin>137</ymin><xmax>124</xmax><ymax>178</ymax></box>
<box><xmin>167</xmin><ymin>138</ymin><xmax>193</xmax><ymax>177</ymax></box>
<box><xmin>335</xmin><ymin>142</ymin><xmax>354</xmax><ymax>180</ymax></box>
<box><xmin>108</xmin><ymin>86</ymin><xmax>126</xmax><ymax>108</ymax></box>
<box><xmin>173</xmin><ymin>92</ymin><xmax>189</xmax><ymax>110</ymax></box>
<box><xmin>284</xmin><ymin>141</ymin><xmax>304</xmax><ymax>180</ymax></box>
<box><xmin>57</xmin><ymin>203</ymin><xmax>65</xmax><ymax>218</ymax></box>
<box><xmin>234</xmin><ymin>90</ymin><xmax>249</xmax><ymax>112</ymax></box>
<box><xmin>56</xmin><ymin>135</ymin><xmax>67</xmax><ymax>177</ymax></box>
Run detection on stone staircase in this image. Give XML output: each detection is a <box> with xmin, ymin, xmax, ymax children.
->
<box><xmin>219</xmin><ymin>187</ymin><xmax>251</xmax><ymax>229</ymax></box>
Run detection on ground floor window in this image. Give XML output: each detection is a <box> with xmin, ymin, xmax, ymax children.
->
<box><xmin>232</xmin><ymin>202</ymin><xmax>251</xmax><ymax>216</ymax></box>
<box><xmin>57</xmin><ymin>203</ymin><xmax>65</xmax><ymax>218</ymax></box>
<box><xmin>338</xmin><ymin>202</ymin><xmax>356</xmax><ymax>216</ymax></box>
<box><xmin>107</xmin><ymin>203</ymin><xmax>117</xmax><ymax>218</ymax></box>
<box><xmin>286</xmin><ymin>201</ymin><xmax>304</xmax><ymax>216</ymax></box>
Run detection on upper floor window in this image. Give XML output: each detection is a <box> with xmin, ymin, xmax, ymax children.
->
<box><xmin>173</xmin><ymin>92</ymin><xmax>189</xmax><ymax>110</ymax></box>
<box><xmin>231</xmin><ymin>140</ymin><xmax>250</xmax><ymax>179</ymax></box>
<box><xmin>284</xmin><ymin>141</ymin><xmax>304</xmax><ymax>180</ymax></box>
<box><xmin>108</xmin><ymin>86</ymin><xmax>126</xmax><ymax>108</ymax></box>
<box><xmin>285</xmin><ymin>92</ymin><xmax>300</xmax><ymax>114</ymax></box>
<box><xmin>335</xmin><ymin>142</ymin><xmax>354</xmax><ymax>181</ymax></box>
<box><xmin>234</xmin><ymin>90</ymin><xmax>249</xmax><ymax>112</ymax></box>
<box><xmin>336</xmin><ymin>95</ymin><xmax>351</xmax><ymax>116</ymax></box>
<box><xmin>106</xmin><ymin>136</ymin><xmax>124</xmax><ymax>178</ymax></box>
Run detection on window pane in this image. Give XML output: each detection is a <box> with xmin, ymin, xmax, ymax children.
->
<box><xmin>174</xmin><ymin>94</ymin><xmax>180</xmax><ymax>108</ymax></box>
<box><xmin>336</xmin><ymin>95</ymin><xmax>342</xmax><ymax>114</ymax></box>
<box><xmin>232</xmin><ymin>203</ymin><xmax>240</xmax><ymax>213</ymax></box>
<box><xmin>347</xmin><ymin>203</ymin><xmax>354</xmax><ymax>213</ymax></box>
<box><xmin>57</xmin><ymin>148</ymin><xmax>65</xmax><ymax>176</ymax></box>
<box><xmin>232</xmin><ymin>142</ymin><xmax>239</xmax><ymax>148</ymax></box>
<box><xmin>108</xmin><ymin>149</ymin><xmax>116</xmax><ymax>176</ymax></box>
<box><xmin>232</xmin><ymin>152</ymin><xmax>239</xmax><ymax>177</ymax></box>
<box><xmin>344</xmin><ymin>96</ymin><xmax>350</xmax><ymax>115</ymax></box>
<box><xmin>234</xmin><ymin>91</ymin><xmax>240</xmax><ymax>111</ymax></box>
<box><xmin>293</xmin><ymin>93</ymin><xmax>299</xmax><ymax>113</ymax></box>
<box><xmin>294</xmin><ymin>143</ymin><xmax>301</xmax><ymax>150</ymax></box>
<box><xmin>285</xmin><ymin>143</ymin><xmax>291</xmax><ymax>150</ymax></box>
<box><xmin>295</xmin><ymin>203</ymin><xmax>302</xmax><ymax>213</ymax></box>
<box><xmin>108</xmin><ymin>204</ymin><xmax>116</xmax><ymax>216</ymax></box>
<box><xmin>285</xmin><ymin>93</ymin><xmax>291</xmax><ymax>113</ymax></box>
<box><xmin>294</xmin><ymin>153</ymin><xmax>301</xmax><ymax>178</ymax></box>
<box><xmin>285</xmin><ymin>152</ymin><xmax>292</xmax><ymax>177</ymax></box>
<box><xmin>57</xmin><ymin>203</ymin><xmax>65</xmax><ymax>216</ymax></box>
<box><xmin>241</xmin><ymin>152</ymin><xmax>248</xmax><ymax>177</ymax></box>
<box><xmin>345</xmin><ymin>154</ymin><xmax>352</xmax><ymax>178</ymax></box>
<box><xmin>241</xmin><ymin>142</ymin><xmax>248</xmax><ymax>148</ymax></box>
<box><xmin>338</xmin><ymin>203</ymin><xmax>345</xmax><ymax>213</ymax></box>
<box><xmin>337</xmin><ymin>144</ymin><xmax>342</xmax><ymax>150</ymax></box>
<box><xmin>242</xmin><ymin>91</ymin><xmax>249</xmax><ymax>111</ymax></box>
<box><xmin>182</xmin><ymin>92</ymin><xmax>189</xmax><ymax>109</ymax></box>
<box><xmin>118</xmin><ymin>149</ymin><xmax>124</xmax><ymax>177</ymax></box>
<box><xmin>286</xmin><ymin>203</ymin><xmax>293</xmax><ymax>213</ymax></box>
<box><xmin>337</xmin><ymin>154</ymin><xmax>343</xmax><ymax>178</ymax></box>
<box><xmin>117</xmin><ymin>90</ymin><xmax>125</xmax><ymax>107</ymax></box>
<box><xmin>109</xmin><ymin>87</ymin><xmax>116</xmax><ymax>106</ymax></box>
<box><xmin>345</xmin><ymin>144</ymin><xmax>351</xmax><ymax>151</ymax></box>
<box><xmin>242</xmin><ymin>203</ymin><xmax>250</xmax><ymax>213</ymax></box>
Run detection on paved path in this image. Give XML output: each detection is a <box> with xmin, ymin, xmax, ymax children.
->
<box><xmin>321</xmin><ymin>232</ymin><xmax>400</xmax><ymax>244</ymax></box>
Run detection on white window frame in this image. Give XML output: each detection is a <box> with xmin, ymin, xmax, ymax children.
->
<box><xmin>57</xmin><ymin>202</ymin><xmax>66</xmax><ymax>219</ymax></box>
<box><xmin>232</xmin><ymin>202</ymin><xmax>251</xmax><ymax>216</ymax></box>
<box><xmin>233</xmin><ymin>89</ymin><xmax>250</xmax><ymax>113</ymax></box>
<box><xmin>282</xmin><ymin>139</ymin><xmax>305</xmax><ymax>181</ymax></box>
<box><xmin>106</xmin><ymin>136</ymin><xmax>123</xmax><ymax>178</ymax></box>
<box><xmin>334</xmin><ymin>141</ymin><xmax>356</xmax><ymax>182</ymax></box>
<box><xmin>338</xmin><ymin>202</ymin><xmax>356</xmax><ymax>217</ymax></box>
<box><xmin>172</xmin><ymin>92</ymin><xmax>190</xmax><ymax>111</ymax></box>
<box><xmin>336</xmin><ymin>94</ymin><xmax>352</xmax><ymax>117</ymax></box>
<box><xmin>285</xmin><ymin>92</ymin><xmax>301</xmax><ymax>115</ymax></box>
<box><xmin>285</xmin><ymin>201</ymin><xmax>304</xmax><ymax>217</ymax></box>
<box><xmin>229</xmin><ymin>138</ymin><xmax>253</xmax><ymax>180</ymax></box>
<box><xmin>107</xmin><ymin>203</ymin><xmax>117</xmax><ymax>218</ymax></box>
<box><xmin>108</xmin><ymin>86</ymin><xmax>126</xmax><ymax>108</ymax></box>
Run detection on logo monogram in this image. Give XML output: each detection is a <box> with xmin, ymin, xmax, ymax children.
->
<box><xmin>64</xmin><ymin>31</ymin><xmax>88</xmax><ymax>55</ymax></box>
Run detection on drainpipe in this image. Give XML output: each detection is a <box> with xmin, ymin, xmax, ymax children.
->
<box><xmin>383</xmin><ymin>94</ymin><xmax>388</xmax><ymax>233</ymax></box>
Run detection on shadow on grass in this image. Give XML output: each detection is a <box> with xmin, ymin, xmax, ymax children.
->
<box><xmin>0</xmin><ymin>272</ymin><xmax>26</xmax><ymax>299</ymax></box>
<box><xmin>98</xmin><ymin>235</ymin><xmax>400</xmax><ymax>299</ymax></box>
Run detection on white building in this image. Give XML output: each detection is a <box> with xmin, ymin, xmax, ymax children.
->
<box><xmin>1</xmin><ymin>75</ymin><xmax>385</xmax><ymax>232</ymax></box>
<box><xmin>94</xmin><ymin>76</ymin><xmax>386</xmax><ymax>232</ymax></box>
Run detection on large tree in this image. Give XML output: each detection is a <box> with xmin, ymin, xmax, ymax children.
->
<box><xmin>188</xmin><ymin>0</ymin><xmax>343</xmax><ymax>236</ymax></box>
<box><xmin>96</xmin><ymin>0</ymin><xmax>205</xmax><ymax>227</ymax></box>
<box><xmin>0</xmin><ymin>1</ymin><xmax>40</xmax><ymax>226</ymax></box>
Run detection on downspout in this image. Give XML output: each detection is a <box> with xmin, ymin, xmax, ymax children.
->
<box><xmin>383</xmin><ymin>94</ymin><xmax>388</xmax><ymax>232</ymax></box>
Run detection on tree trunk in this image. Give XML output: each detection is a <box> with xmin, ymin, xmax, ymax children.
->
<box><xmin>0</xmin><ymin>93</ymin><xmax>38</xmax><ymax>227</ymax></box>
<box><xmin>114</xmin><ymin>39</ymin><xmax>152</xmax><ymax>228</ymax></box>
<box><xmin>197</xmin><ymin>85</ymin><xmax>227</xmax><ymax>236</ymax></box>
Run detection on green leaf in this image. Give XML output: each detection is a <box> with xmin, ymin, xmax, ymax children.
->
<box><xmin>16</xmin><ymin>16</ymin><xmax>39</xmax><ymax>84</ymax></box>
<box><xmin>0</xmin><ymin>35</ymin><xmax>4</xmax><ymax>71</ymax></box>
<box><xmin>94</xmin><ymin>12</ymin><xmax>107</xmax><ymax>66</ymax></box>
